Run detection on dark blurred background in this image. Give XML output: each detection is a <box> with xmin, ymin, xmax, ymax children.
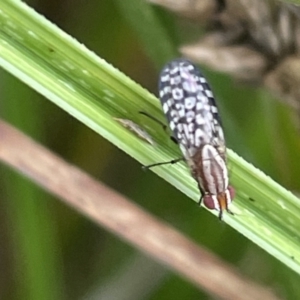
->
<box><xmin>0</xmin><ymin>0</ymin><xmax>299</xmax><ymax>299</ymax></box>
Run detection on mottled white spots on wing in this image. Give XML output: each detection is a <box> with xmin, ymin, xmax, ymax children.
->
<box><xmin>197</xmin><ymin>84</ymin><xmax>204</xmax><ymax>91</ymax></box>
<box><xmin>172</xmin><ymin>116</ymin><xmax>179</xmax><ymax>123</ymax></box>
<box><xmin>170</xmin><ymin>66</ymin><xmax>179</xmax><ymax>75</ymax></box>
<box><xmin>206</xmin><ymin>112</ymin><xmax>213</xmax><ymax>121</ymax></box>
<box><xmin>186</xmin><ymin>110</ymin><xmax>195</xmax><ymax>123</ymax></box>
<box><xmin>187</xmin><ymin>64</ymin><xmax>194</xmax><ymax>71</ymax></box>
<box><xmin>163</xmin><ymin>103</ymin><xmax>169</xmax><ymax>113</ymax></box>
<box><xmin>161</xmin><ymin>74</ymin><xmax>170</xmax><ymax>82</ymax></box>
<box><xmin>205</xmin><ymin>89</ymin><xmax>213</xmax><ymax>97</ymax></box>
<box><xmin>211</xmin><ymin>106</ymin><xmax>218</xmax><ymax>113</ymax></box>
<box><xmin>175</xmin><ymin>103</ymin><xmax>184</xmax><ymax>110</ymax></box>
<box><xmin>194</xmin><ymin>128</ymin><xmax>204</xmax><ymax>146</ymax></box>
<box><xmin>180</xmin><ymin>68</ymin><xmax>189</xmax><ymax>79</ymax></box>
<box><xmin>170</xmin><ymin>109</ymin><xmax>177</xmax><ymax>117</ymax></box>
<box><xmin>207</xmin><ymin>122</ymin><xmax>215</xmax><ymax>134</ymax></box>
<box><xmin>189</xmin><ymin>133</ymin><xmax>195</xmax><ymax>145</ymax></box>
<box><xmin>172</xmin><ymin>88</ymin><xmax>183</xmax><ymax>100</ymax></box>
<box><xmin>188</xmin><ymin>122</ymin><xmax>195</xmax><ymax>133</ymax></box>
<box><xmin>204</xmin><ymin>104</ymin><xmax>210</xmax><ymax>111</ymax></box>
<box><xmin>199</xmin><ymin>76</ymin><xmax>206</xmax><ymax>83</ymax></box>
<box><xmin>174</xmin><ymin>103</ymin><xmax>185</xmax><ymax>118</ymax></box>
<box><xmin>160</xmin><ymin>68</ymin><xmax>169</xmax><ymax>77</ymax></box>
<box><xmin>178</xmin><ymin>109</ymin><xmax>185</xmax><ymax>118</ymax></box>
<box><xmin>184</xmin><ymin>97</ymin><xmax>196</xmax><ymax>109</ymax></box>
<box><xmin>180</xmin><ymin>70</ymin><xmax>198</xmax><ymax>92</ymax></box>
<box><xmin>183</xmin><ymin>81</ymin><xmax>197</xmax><ymax>93</ymax></box>
<box><xmin>166</xmin><ymin>99</ymin><xmax>173</xmax><ymax>109</ymax></box>
<box><xmin>196</xmin><ymin>115</ymin><xmax>205</xmax><ymax>125</ymax></box>
<box><xmin>177</xmin><ymin>123</ymin><xmax>183</xmax><ymax>132</ymax></box>
<box><xmin>196</xmin><ymin>101</ymin><xmax>203</xmax><ymax>111</ymax></box>
<box><xmin>197</xmin><ymin>93</ymin><xmax>208</xmax><ymax>104</ymax></box>
<box><xmin>180</xmin><ymin>138</ymin><xmax>187</xmax><ymax>146</ymax></box>
<box><xmin>170</xmin><ymin>76</ymin><xmax>181</xmax><ymax>85</ymax></box>
<box><xmin>169</xmin><ymin>121</ymin><xmax>176</xmax><ymax>130</ymax></box>
<box><xmin>163</xmin><ymin>86</ymin><xmax>171</xmax><ymax>95</ymax></box>
<box><xmin>182</xmin><ymin>124</ymin><xmax>190</xmax><ymax>139</ymax></box>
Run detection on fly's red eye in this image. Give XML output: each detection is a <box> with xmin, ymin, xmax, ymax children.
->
<box><xmin>203</xmin><ymin>195</ymin><xmax>217</xmax><ymax>210</ymax></box>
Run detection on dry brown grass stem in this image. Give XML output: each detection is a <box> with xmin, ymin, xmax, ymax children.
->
<box><xmin>0</xmin><ymin>119</ymin><xmax>281</xmax><ymax>300</ymax></box>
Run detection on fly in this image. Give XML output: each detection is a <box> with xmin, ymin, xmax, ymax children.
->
<box><xmin>145</xmin><ymin>58</ymin><xmax>234</xmax><ymax>220</ymax></box>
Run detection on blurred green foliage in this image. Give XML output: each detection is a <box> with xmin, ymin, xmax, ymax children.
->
<box><xmin>0</xmin><ymin>0</ymin><xmax>299</xmax><ymax>299</ymax></box>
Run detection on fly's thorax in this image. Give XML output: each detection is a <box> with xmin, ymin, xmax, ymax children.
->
<box><xmin>190</xmin><ymin>144</ymin><xmax>235</xmax><ymax>215</ymax></box>
<box><xmin>191</xmin><ymin>144</ymin><xmax>229</xmax><ymax>194</ymax></box>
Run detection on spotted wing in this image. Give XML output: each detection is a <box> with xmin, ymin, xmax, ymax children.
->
<box><xmin>158</xmin><ymin>59</ymin><xmax>225</xmax><ymax>157</ymax></box>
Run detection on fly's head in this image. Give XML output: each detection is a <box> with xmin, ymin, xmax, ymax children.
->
<box><xmin>203</xmin><ymin>186</ymin><xmax>235</xmax><ymax>220</ymax></box>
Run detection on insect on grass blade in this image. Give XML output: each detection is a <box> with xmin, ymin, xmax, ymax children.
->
<box><xmin>147</xmin><ymin>58</ymin><xmax>235</xmax><ymax>220</ymax></box>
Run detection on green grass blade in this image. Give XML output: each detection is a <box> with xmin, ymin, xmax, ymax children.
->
<box><xmin>0</xmin><ymin>0</ymin><xmax>300</xmax><ymax>276</ymax></box>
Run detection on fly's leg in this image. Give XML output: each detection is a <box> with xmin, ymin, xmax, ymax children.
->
<box><xmin>139</xmin><ymin>111</ymin><xmax>178</xmax><ymax>144</ymax></box>
<box><xmin>143</xmin><ymin>158</ymin><xmax>183</xmax><ymax>170</ymax></box>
